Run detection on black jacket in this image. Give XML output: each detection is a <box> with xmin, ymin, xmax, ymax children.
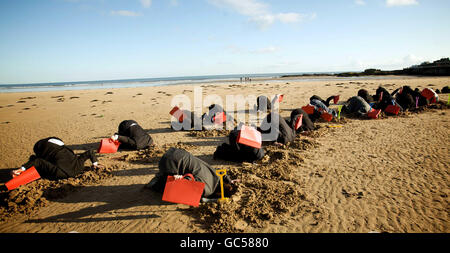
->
<box><xmin>158</xmin><ymin>148</ymin><xmax>225</xmax><ymax>197</ymax></box>
<box><xmin>214</xmin><ymin>128</ymin><xmax>265</xmax><ymax>163</ymax></box>
<box><xmin>26</xmin><ymin>137</ymin><xmax>95</xmax><ymax>177</ymax></box>
<box><xmin>117</xmin><ymin>120</ymin><xmax>153</xmax><ymax>150</ymax></box>
<box><xmin>289</xmin><ymin>108</ymin><xmax>315</xmax><ymax>132</ymax></box>
<box><xmin>259</xmin><ymin>112</ymin><xmax>296</xmax><ymax>144</ymax></box>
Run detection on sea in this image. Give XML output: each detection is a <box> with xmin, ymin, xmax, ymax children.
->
<box><xmin>0</xmin><ymin>72</ymin><xmax>400</xmax><ymax>93</ymax></box>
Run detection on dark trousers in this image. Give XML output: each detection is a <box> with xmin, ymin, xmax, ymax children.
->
<box><xmin>22</xmin><ymin>150</ymin><xmax>96</xmax><ymax>180</ymax></box>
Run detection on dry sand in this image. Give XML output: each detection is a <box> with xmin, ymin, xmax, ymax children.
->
<box><xmin>0</xmin><ymin>76</ymin><xmax>449</xmax><ymax>233</ymax></box>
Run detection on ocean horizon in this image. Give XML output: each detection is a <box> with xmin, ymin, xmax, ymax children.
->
<box><xmin>0</xmin><ymin>72</ymin><xmax>403</xmax><ymax>93</ymax></box>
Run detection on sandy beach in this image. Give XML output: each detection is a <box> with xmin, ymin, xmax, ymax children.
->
<box><xmin>0</xmin><ymin>76</ymin><xmax>449</xmax><ymax>233</ymax></box>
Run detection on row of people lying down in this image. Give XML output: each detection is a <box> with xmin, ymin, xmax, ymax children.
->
<box><xmin>1</xmin><ymin>136</ymin><xmax>237</xmax><ymax>200</ymax></box>
<box><xmin>2</xmin><ymin>85</ymin><xmax>442</xmax><ymax>194</ymax></box>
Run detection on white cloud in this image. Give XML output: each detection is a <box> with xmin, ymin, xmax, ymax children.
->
<box><xmin>386</xmin><ymin>0</ymin><xmax>419</xmax><ymax>7</ymax></box>
<box><xmin>111</xmin><ymin>10</ymin><xmax>142</xmax><ymax>17</ymax></box>
<box><xmin>208</xmin><ymin>0</ymin><xmax>313</xmax><ymax>29</ymax></box>
<box><xmin>354</xmin><ymin>0</ymin><xmax>366</xmax><ymax>5</ymax></box>
<box><xmin>140</xmin><ymin>0</ymin><xmax>152</xmax><ymax>8</ymax></box>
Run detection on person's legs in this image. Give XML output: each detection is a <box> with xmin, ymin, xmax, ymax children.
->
<box><xmin>25</xmin><ymin>158</ymin><xmax>68</xmax><ymax>180</ymax></box>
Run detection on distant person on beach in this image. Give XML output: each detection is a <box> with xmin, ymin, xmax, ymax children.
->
<box><xmin>289</xmin><ymin>108</ymin><xmax>315</xmax><ymax>133</ymax></box>
<box><xmin>213</xmin><ymin>127</ymin><xmax>265</xmax><ymax>163</ymax></box>
<box><xmin>111</xmin><ymin>120</ymin><xmax>154</xmax><ymax>150</ymax></box>
<box><xmin>146</xmin><ymin>147</ymin><xmax>238</xmax><ymax>199</ymax></box>
<box><xmin>11</xmin><ymin>137</ymin><xmax>100</xmax><ymax>181</ymax></box>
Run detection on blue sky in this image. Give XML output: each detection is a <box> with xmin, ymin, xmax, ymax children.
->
<box><xmin>0</xmin><ymin>0</ymin><xmax>449</xmax><ymax>84</ymax></box>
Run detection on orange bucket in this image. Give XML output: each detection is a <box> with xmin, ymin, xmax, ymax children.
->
<box><xmin>237</xmin><ymin>125</ymin><xmax>262</xmax><ymax>149</ymax></box>
<box><xmin>5</xmin><ymin>166</ymin><xmax>41</xmax><ymax>191</ymax></box>
<box><xmin>97</xmin><ymin>138</ymin><xmax>120</xmax><ymax>154</ymax></box>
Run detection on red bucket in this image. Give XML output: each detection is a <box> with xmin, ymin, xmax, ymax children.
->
<box><xmin>170</xmin><ymin>106</ymin><xmax>185</xmax><ymax>122</ymax></box>
<box><xmin>333</xmin><ymin>95</ymin><xmax>340</xmax><ymax>104</ymax></box>
<box><xmin>385</xmin><ymin>105</ymin><xmax>400</xmax><ymax>115</ymax></box>
<box><xmin>162</xmin><ymin>174</ymin><xmax>205</xmax><ymax>207</ymax></box>
<box><xmin>368</xmin><ymin>108</ymin><xmax>381</xmax><ymax>119</ymax></box>
<box><xmin>302</xmin><ymin>105</ymin><xmax>315</xmax><ymax>115</ymax></box>
<box><xmin>97</xmin><ymin>138</ymin><xmax>120</xmax><ymax>154</ymax></box>
<box><xmin>421</xmin><ymin>88</ymin><xmax>435</xmax><ymax>100</ymax></box>
<box><xmin>237</xmin><ymin>125</ymin><xmax>262</xmax><ymax>149</ymax></box>
<box><xmin>5</xmin><ymin>166</ymin><xmax>41</xmax><ymax>191</ymax></box>
<box><xmin>294</xmin><ymin>114</ymin><xmax>303</xmax><ymax>130</ymax></box>
<box><xmin>278</xmin><ymin>94</ymin><xmax>284</xmax><ymax>102</ymax></box>
<box><xmin>321</xmin><ymin>112</ymin><xmax>333</xmax><ymax>122</ymax></box>
<box><xmin>213</xmin><ymin>112</ymin><xmax>227</xmax><ymax>125</ymax></box>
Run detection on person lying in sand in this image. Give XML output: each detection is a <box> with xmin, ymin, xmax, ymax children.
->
<box><xmin>308</xmin><ymin>98</ymin><xmax>338</xmax><ymax>122</ymax></box>
<box><xmin>391</xmin><ymin>86</ymin><xmax>417</xmax><ymax>110</ymax></box>
<box><xmin>11</xmin><ymin>137</ymin><xmax>101</xmax><ymax>181</ymax></box>
<box><xmin>256</xmin><ymin>95</ymin><xmax>272</xmax><ymax>112</ymax></box>
<box><xmin>373</xmin><ymin>86</ymin><xmax>403</xmax><ymax>111</ymax></box>
<box><xmin>111</xmin><ymin>120</ymin><xmax>154</xmax><ymax>150</ymax></box>
<box><xmin>201</xmin><ymin>104</ymin><xmax>235</xmax><ymax>129</ymax></box>
<box><xmin>341</xmin><ymin>96</ymin><xmax>373</xmax><ymax>118</ymax></box>
<box><xmin>145</xmin><ymin>147</ymin><xmax>238</xmax><ymax>199</ymax></box>
<box><xmin>213</xmin><ymin>127</ymin><xmax>265</xmax><ymax>163</ymax></box>
<box><xmin>309</xmin><ymin>95</ymin><xmax>338</xmax><ymax>107</ymax></box>
<box><xmin>258</xmin><ymin>112</ymin><xmax>296</xmax><ymax>145</ymax></box>
<box><xmin>289</xmin><ymin>108</ymin><xmax>315</xmax><ymax>133</ymax></box>
<box><xmin>357</xmin><ymin>89</ymin><xmax>374</xmax><ymax>104</ymax></box>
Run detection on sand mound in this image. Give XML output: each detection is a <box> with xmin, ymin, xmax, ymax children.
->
<box><xmin>187</xmin><ymin>129</ymin><xmax>231</xmax><ymax>138</ymax></box>
<box><xmin>188</xmin><ymin>133</ymin><xmax>326</xmax><ymax>232</ymax></box>
<box><xmin>0</xmin><ymin>163</ymin><xmax>124</xmax><ymax>221</ymax></box>
<box><xmin>191</xmin><ymin>168</ymin><xmax>323</xmax><ymax>232</ymax></box>
<box><xmin>117</xmin><ymin>142</ymin><xmax>196</xmax><ymax>164</ymax></box>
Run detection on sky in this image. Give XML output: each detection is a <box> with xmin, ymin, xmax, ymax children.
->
<box><xmin>0</xmin><ymin>0</ymin><xmax>449</xmax><ymax>84</ymax></box>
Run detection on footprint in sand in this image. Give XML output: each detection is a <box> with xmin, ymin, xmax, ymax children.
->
<box><xmin>16</xmin><ymin>101</ymin><xmax>26</xmax><ymax>103</ymax></box>
<box><xmin>70</xmin><ymin>96</ymin><xmax>80</xmax><ymax>99</ymax></box>
<box><xmin>105</xmin><ymin>92</ymin><xmax>114</xmax><ymax>95</ymax></box>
